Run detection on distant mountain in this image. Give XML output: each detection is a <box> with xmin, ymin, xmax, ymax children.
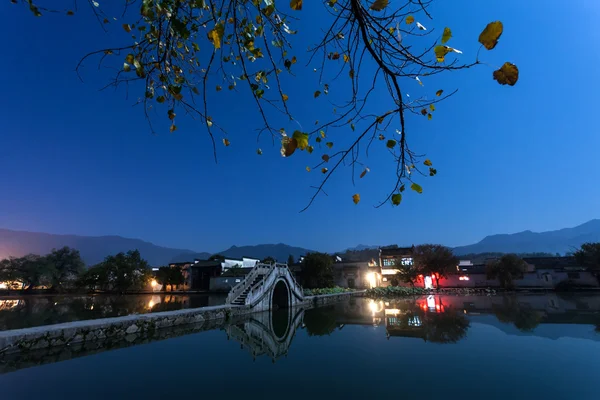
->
<box><xmin>453</xmin><ymin>219</ymin><xmax>600</xmax><ymax>256</ymax></box>
<box><xmin>170</xmin><ymin>243</ymin><xmax>314</xmax><ymax>263</ymax></box>
<box><xmin>170</xmin><ymin>252</ymin><xmax>212</xmax><ymax>263</ymax></box>
<box><xmin>342</xmin><ymin>244</ymin><xmax>380</xmax><ymax>252</ymax></box>
<box><xmin>0</xmin><ymin>229</ymin><xmax>197</xmax><ymax>267</ymax></box>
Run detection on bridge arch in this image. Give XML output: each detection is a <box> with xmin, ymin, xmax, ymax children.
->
<box><xmin>271</xmin><ymin>278</ymin><xmax>290</xmax><ymax>311</ymax></box>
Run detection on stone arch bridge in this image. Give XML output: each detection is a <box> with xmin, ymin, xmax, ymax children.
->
<box><xmin>225</xmin><ymin>263</ymin><xmax>304</xmax><ymax>311</ymax></box>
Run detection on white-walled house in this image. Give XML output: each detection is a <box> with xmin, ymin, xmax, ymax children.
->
<box><xmin>221</xmin><ymin>257</ymin><xmax>260</xmax><ymax>271</ymax></box>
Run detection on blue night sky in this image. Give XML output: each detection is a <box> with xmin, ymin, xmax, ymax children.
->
<box><xmin>1</xmin><ymin>0</ymin><xmax>599</xmax><ymax>253</ymax></box>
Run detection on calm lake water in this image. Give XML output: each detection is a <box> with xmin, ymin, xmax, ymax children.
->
<box><xmin>0</xmin><ymin>293</ymin><xmax>226</xmax><ymax>330</ymax></box>
<box><xmin>1</xmin><ymin>294</ymin><xmax>600</xmax><ymax>399</ymax></box>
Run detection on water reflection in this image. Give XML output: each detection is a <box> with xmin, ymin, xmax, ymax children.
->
<box><xmin>0</xmin><ymin>294</ymin><xmax>226</xmax><ymax>331</ymax></box>
<box><xmin>226</xmin><ymin>308</ymin><xmax>304</xmax><ymax>362</ymax></box>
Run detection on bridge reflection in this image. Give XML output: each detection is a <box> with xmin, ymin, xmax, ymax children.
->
<box><xmin>2</xmin><ymin>294</ymin><xmax>599</xmax><ymax>374</ymax></box>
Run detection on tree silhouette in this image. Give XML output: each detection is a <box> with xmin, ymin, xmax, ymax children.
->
<box><xmin>486</xmin><ymin>254</ymin><xmax>528</xmax><ymax>290</ymax></box>
<box><xmin>10</xmin><ymin>0</ymin><xmax>518</xmax><ymax>209</ymax></box>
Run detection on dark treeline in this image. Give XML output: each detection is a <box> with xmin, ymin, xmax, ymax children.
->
<box><xmin>0</xmin><ymin>248</ymin><xmax>160</xmax><ymax>293</ymax></box>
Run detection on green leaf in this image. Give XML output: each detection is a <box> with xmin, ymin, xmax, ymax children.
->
<box><xmin>429</xmin><ymin>167</ymin><xmax>437</xmax><ymax>176</ymax></box>
<box><xmin>429</xmin><ymin>104</ymin><xmax>435</xmax><ymax>112</ymax></box>
<box><xmin>216</xmin><ymin>85</ymin><xmax>222</xmax><ymax>91</ymax></box>
<box><xmin>351</xmin><ymin>123</ymin><xmax>355</xmax><ymax>131</ymax></box>
<box><xmin>257</xmin><ymin>148</ymin><xmax>263</xmax><ymax>155</ymax></box>
<box><xmin>493</xmin><ymin>62</ymin><xmax>519</xmax><ymax>86</ymax></box>
<box><xmin>386</xmin><ymin>139</ymin><xmax>397</xmax><ymax>149</ymax></box>
<box><xmin>410</xmin><ymin>183</ymin><xmax>423</xmax><ymax>194</ymax></box>
<box><xmin>255</xmin><ymin>89</ymin><xmax>265</xmax><ymax>98</ymax></box>
<box><xmin>441</xmin><ymin>27</ymin><xmax>452</xmax><ymax>44</ymax></box>
<box><xmin>434</xmin><ymin>45</ymin><xmax>451</xmax><ymax>63</ymax></box>
<box><xmin>326</xmin><ymin>142</ymin><xmax>333</xmax><ymax>149</ymax></box>
<box><xmin>123</xmin><ymin>24</ymin><xmax>132</xmax><ymax>33</ymax></box>
<box><xmin>123</xmin><ymin>63</ymin><xmax>131</xmax><ymax>72</ymax></box>
<box><xmin>436</xmin><ymin>90</ymin><xmax>443</xmax><ymax>96</ymax></box>
<box><xmin>479</xmin><ymin>21</ymin><xmax>503</xmax><ymax>50</ymax></box>
<box><xmin>352</xmin><ymin>193</ymin><xmax>360</xmax><ymax>205</ymax></box>
<box><xmin>292</xmin><ymin>130</ymin><xmax>309</xmax><ymax>150</ymax></box>
<box><xmin>400</xmin><ymin>184</ymin><xmax>405</xmax><ymax>192</ymax></box>
<box><xmin>156</xmin><ymin>96</ymin><xmax>165</xmax><ymax>104</ymax></box>
<box><xmin>424</xmin><ymin>159</ymin><xmax>432</xmax><ymax>166</ymax></box>
<box><xmin>290</xmin><ymin>0</ymin><xmax>303</xmax><ymax>10</ymax></box>
<box><xmin>427</xmin><ymin>113</ymin><xmax>432</xmax><ymax>120</ymax></box>
<box><xmin>369</xmin><ymin>0</ymin><xmax>388</xmax><ymax>11</ymax></box>
<box><xmin>391</xmin><ymin>193</ymin><xmax>402</xmax><ymax>206</ymax></box>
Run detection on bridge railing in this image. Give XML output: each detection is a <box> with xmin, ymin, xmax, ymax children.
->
<box><xmin>225</xmin><ymin>262</ymin><xmax>273</xmax><ymax>304</ymax></box>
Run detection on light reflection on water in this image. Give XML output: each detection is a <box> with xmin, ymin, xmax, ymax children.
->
<box><xmin>0</xmin><ymin>293</ymin><xmax>226</xmax><ymax>331</ymax></box>
<box><xmin>0</xmin><ymin>294</ymin><xmax>600</xmax><ymax>399</ymax></box>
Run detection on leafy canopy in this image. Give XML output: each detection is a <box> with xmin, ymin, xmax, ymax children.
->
<box><xmin>13</xmin><ymin>1</ymin><xmax>518</xmax><ymax>210</ymax></box>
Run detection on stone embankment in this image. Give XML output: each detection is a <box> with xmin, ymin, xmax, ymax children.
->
<box><xmin>0</xmin><ymin>291</ymin><xmax>364</xmax><ymax>357</ymax></box>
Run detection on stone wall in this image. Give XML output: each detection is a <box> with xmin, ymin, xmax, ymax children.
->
<box><xmin>0</xmin><ymin>291</ymin><xmax>361</xmax><ymax>358</ymax></box>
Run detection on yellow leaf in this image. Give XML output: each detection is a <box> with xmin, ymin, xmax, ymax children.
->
<box><xmin>369</xmin><ymin>0</ymin><xmax>389</xmax><ymax>11</ymax></box>
<box><xmin>306</xmin><ymin>166</ymin><xmax>311</xmax><ymax>172</ymax></box>
<box><xmin>282</xmin><ymin>94</ymin><xmax>289</xmax><ymax>101</ymax></box>
<box><xmin>391</xmin><ymin>193</ymin><xmax>402</xmax><ymax>206</ymax></box>
<box><xmin>326</xmin><ymin>142</ymin><xmax>333</xmax><ymax>149</ymax></box>
<box><xmin>207</xmin><ymin>120</ymin><xmax>213</xmax><ymax>127</ymax></box>
<box><xmin>441</xmin><ymin>27</ymin><xmax>452</xmax><ymax>44</ymax></box>
<box><xmin>436</xmin><ymin>89</ymin><xmax>443</xmax><ymax>97</ymax></box>
<box><xmin>429</xmin><ymin>104</ymin><xmax>435</xmax><ymax>111</ymax></box>
<box><xmin>478</xmin><ymin>21</ymin><xmax>503</xmax><ymax>50</ymax></box>
<box><xmin>290</xmin><ymin>0</ymin><xmax>303</xmax><ymax>11</ymax></box>
<box><xmin>170</xmin><ymin>124</ymin><xmax>177</xmax><ymax>132</ymax></box>
<box><xmin>207</xmin><ymin>23</ymin><xmax>225</xmax><ymax>49</ymax></box>
<box><xmin>493</xmin><ymin>62</ymin><xmax>519</xmax><ymax>86</ymax></box>
<box><xmin>434</xmin><ymin>45</ymin><xmax>451</xmax><ymax>63</ymax></box>
<box><xmin>406</xmin><ymin>15</ymin><xmax>414</xmax><ymax>24</ymax></box>
<box><xmin>424</xmin><ymin>159</ymin><xmax>432</xmax><ymax>166</ymax></box>
<box><xmin>343</xmin><ymin>54</ymin><xmax>350</xmax><ymax>63</ymax></box>
<box><xmin>223</xmin><ymin>138</ymin><xmax>230</xmax><ymax>146</ymax></box>
<box><xmin>321</xmin><ymin>167</ymin><xmax>328</xmax><ymax>174</ymax></box>
<box><xmin>352</xmin><ymin>194</ymin><xmax>360</xmax><ymax>205</ymax></box>
<box><xmin>427</xmin><ymin>113</ymin><xmax>432</xmax><ymax>120</ymax></box>
<box><xmin>320</xmin><ymin>130</ymin><xmax>326</xmax><ymax>138</ymax></box>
